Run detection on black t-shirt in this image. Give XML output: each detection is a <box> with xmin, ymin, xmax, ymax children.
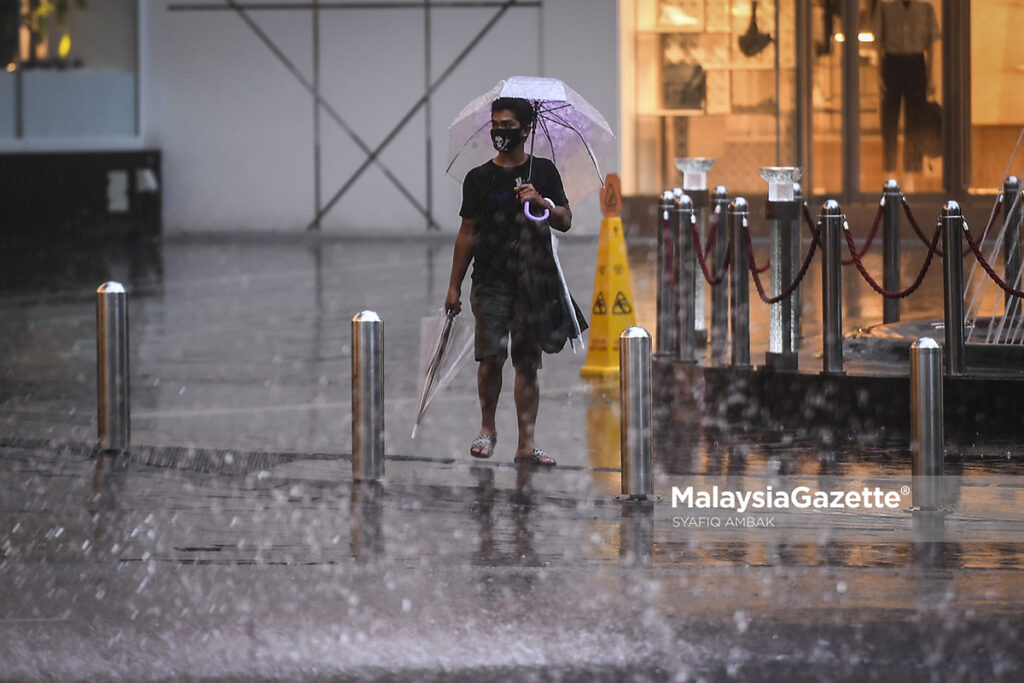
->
<box><xmin>459</xmin><ymin>156</ymin><xmax>568</xmax><ymax>287</ymax></box>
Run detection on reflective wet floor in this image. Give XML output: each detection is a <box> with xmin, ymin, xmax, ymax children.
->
<box><xmin>2</xmin><ymin>235</ymin><xmax>1024</xmax><ymax>680</ymax></box>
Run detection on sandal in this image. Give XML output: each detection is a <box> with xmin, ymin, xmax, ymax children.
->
<box><xmin>470</xmin><ymin>433</ymin><xmax>496</xmax><ymax>459</ymax></box>
<box><xmin>514</xmin><ymin>448</ymin><xmax>556</xmax><ymax>466</ymax></box>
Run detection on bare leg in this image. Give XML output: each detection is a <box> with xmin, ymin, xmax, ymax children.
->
<box><xmin>477</xmin><ymin>356</ymin><xmax>504</xmax><ymax>440</ymax></box>
<box><xmin>513</xmin><ymin>364</ymin><xmax>539</xmax><ymax>457</ymax></box>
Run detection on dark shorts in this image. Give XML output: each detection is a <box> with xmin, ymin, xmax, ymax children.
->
<box><xmin>470</xmin><ymin>281</ymin><xmax>542</xmax><ymax>371</ymax></box>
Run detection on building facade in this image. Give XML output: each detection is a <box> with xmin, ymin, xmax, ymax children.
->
<box><xmin>0</xmin><ymin>1</ymin><xmax>1018</xmax><ymax>235</ymax></box>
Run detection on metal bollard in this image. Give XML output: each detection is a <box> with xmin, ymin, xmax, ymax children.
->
<box><xmin>1003</xmin><ymin>176</ymin><xmax>1022</xmax><ymax>319</ymax></box>
<box><xmin>761</xmin><ymin>167</ymin><xmax>802</xmax><ymax>371</ymax></box>
<box><xmin>910</xmin><ymin>337</ymin><xmax>943</xmax><ymax>510</ymax></box>
<box><xmin>729</xmin><ymin>198</ymin><xmax>751</xmax><ymax>368</ymax></box>
<box><xmin>96</xmin><ymin>282</ymin><xmax>130</xmax><ymax>453</ymax></box>
<box><xmin>710</xmin><ymin>186</ymin><xmax>730</xmax><ymax>361</ymax></box>
<box><xmin>619</xmin><ymin>327</ymin><xmax>653</xmax><ymax>499</ymax></box>
<box><xmin>883</xmin><ymin>179</ymin><xmax>902</xmax><ymax>323</ymax></box>
<box><xmin>941</xmin><ymin>201</ymin><xmax>966</xmax><ymax>376</ymax></box>
<box><xmin>656</xmin><ymin>191</ymin><xmax>677</xmax><ymax>356</ymax></box>
<box><xmin>678</xmin><ymin>157</ymin><xmax>716</xmax><ymax>347</ymax></box>
<box><xmin>791</xmin><ymin>182</ymin><xmax>803</xmax><ymax>349</ymax></box>
<box><xmin>821</xmin><ymin>200</ymin><xmax>845</xmax><ymax>374</ymax></box>
<box><xmin>674</xmin><ymin>192</ymin><xmax>697</xmax><ymax>363</ymax></box>
<box><xmin>352</xmin><ymin>310</ymin><xmax>384</xmax><ymax>481</ymax></box>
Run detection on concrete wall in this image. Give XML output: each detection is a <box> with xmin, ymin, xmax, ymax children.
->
<box><xmin>143</xmin><ymin>0</ymin><xmax>620</xmax><ymax>235</ymax></box>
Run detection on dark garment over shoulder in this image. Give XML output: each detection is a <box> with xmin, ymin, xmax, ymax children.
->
<box><xmin>459</xmin><ymin>157</ymin><xmax>568</xmax><ymax>287</ymax></box>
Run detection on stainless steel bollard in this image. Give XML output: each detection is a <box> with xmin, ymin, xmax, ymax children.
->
<box><xmin>766</xmin><ymin>197</ymin><xmax>799</xmax><ymax>370</ymax></box>
<box><xmin>821</xmin><ymin>200</ymin><xmax>845</xmax><ymax>374</ymax></box>
<box><xmin>619</xmin><ymin>327</ymin><xmax>653</xmax><ymax>499</ymax></box>
<box><xmin>729</xmin><ymin>198</ymin><xmax>751</xmax><ymax>368</ymax></box>
<box><xmin>910</xmin><ymin>337</ymin><xmax>943</xmax><ymax>510</ymax></box>
<box><xmin>678</xmin><ymin>157</ymin><xmax>716</xmax><ymax>347</ymax></box>
<box><xmin>710</xmin><ymin>186</ymin><xmax>730</xmax><ymax>361</ymax></box>
<box><xmin>352</xmin><ymin>310</ymin><xmax>384</xmax><ymax>481</ymax></box>
<box><xmin>674</xmin><ymin>192</ymin><xmax>697</xmax><ymax>363</ymax></box>
<box><xmin>96</xmin><ymin>282</ymin><xmax>130</xmax><ymax>453</ymax></box>
<box><xmin>941</xmin><ymin>201</ymin><xmax>966</xmax><ymax>376</ymax></box>
<box><xmin>1003</xmin><ymin>176</ymin><xmax>1022</xmax><ymax>319</ymax></box>
<box><xmin>656</xmin><ymin>190</ymin><xmax>677</xmax><ymax>356</ymax></box>
<box><xmin>791</xmin><ymin>182</ymin><xmax>803</xmax><ymax>349</ymax></box>
<box><xmin>883</xmin><ymin>179</ymin><xmax>902</xmax><ymax>323</ymax></box>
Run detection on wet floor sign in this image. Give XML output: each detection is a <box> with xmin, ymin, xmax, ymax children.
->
<box><xmin>581</xmin><ymin>174</ymin><xmax>637</xmax><ymax>377</ymax></box>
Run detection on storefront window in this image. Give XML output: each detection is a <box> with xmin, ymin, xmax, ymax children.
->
<box><xmin>1</xmin><ymin>0</ymin><xmax>138</xmax><ymax>139</ymax></box>
<box><xmin>970</xmin><ymin>0</ymin><xmax>1024</xmax><ymax>192</ymax></box>
<box><xmin>621</xmin><ymin>0</ymin><xmax>799</xmax><ymax>196</ymax></box>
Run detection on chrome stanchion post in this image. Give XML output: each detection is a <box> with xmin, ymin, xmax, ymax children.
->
<box><xmin>677</xmin><ymin>157</ymin><xmax>716</xmax><ymax>348</ymax></box>
<box><xmin>821</xmin><ymin>200</ymin><xmax>845</xmax><ymax>375</ymax></box>
<box><xmin>761</xmin><ymin>167</ymin><xmax>802</xmax><ymax>371</ymax></box>
<box><xmin>883</xmin><ymin>179</ymin><xmax>902</xmax><ymax>324</ymax></box>
<box><xmin>674</xmin><ymin>192</ymin><xmax>696</xmax><ymax>363</ymax></box>
<box><xmin>619</xmin><ymin>327</ymin><xmax>653</xmax><ymax>500</ymax></box>
<box><xmin>1003</xmin><ymin>176</ymin><xmax>1022</xmax><ymax>319</ymax></box>
<box><xmin>352</xmin><ymin>310</ymin><xmax>384</xmax><ymax>481</ymax></box>
<box><xmin>791</xmin><ymin>182</ymin><xmax>803</xmax><ymax>349</ymax></box>
<box><xmin>941</xmin><ymin>201</ymin><xmax>966</xmax><ymax>376</ymax></box>
<box><xmin>710</xmin><ymin>185</ymin><xmax>730</xmax><ymax>361</ymax></box>
<box><xmin>910</xmin><ymin>337</ymin><xmax>943</xmax><ymax>510</ymax></box>
<box><xmin>656</xmin><ymin>190</ymin><xmax>677</xmax><ymax>356</ymax></box>
<box><xmin>96</xmin><ymin>282</ymin><xmax>130</xmax><ymax>453</ymax></box>
<box><xmin>729</xmin><ymin>198</ymin><xmax>751</xmax><ymax>368</ymax></box>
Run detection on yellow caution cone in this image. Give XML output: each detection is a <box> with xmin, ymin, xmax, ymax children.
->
<box><xmin>581</xmin><ymin>174</ymin><xmax>637</xmax><ymax>377</ymax></box>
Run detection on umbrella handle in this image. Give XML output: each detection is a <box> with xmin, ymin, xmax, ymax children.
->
<box><xmin>523</xmin><ymin>201</ymin><xmax>549</xmax><ymax>222</ymax></box>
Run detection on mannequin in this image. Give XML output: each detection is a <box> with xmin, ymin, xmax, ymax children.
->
<box><xmin>873</xmin><ymin>0</ymin><xmax>941</xmax><ymax>188</ymax></box>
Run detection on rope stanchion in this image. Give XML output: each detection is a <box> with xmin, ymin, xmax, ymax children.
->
<box><xmin>743</xmin><ymin>220</ymin><xmax>819</xmax><ymax>305</ymax></box>
<box><xmin>705</xmin><ymin>211</ymin><xmax>718</xmax><ymax>257</ymax></box>
<box><xmin>842</xmin><ymin>203</ymin><xmax>884</xmax><ymax>265</ymax></box>
<box><xmin>842</xmin><ymin>222</ymin><xmax>941</xmax><ymax>299</ymax></box>
<box><xmin>902</xmin><ymin>194</ymin><xmax>1002</xmax><ymax>257</ymax></box>
<box><xmin>964</xmin><ymin>223</ymin><xmax>1024</xmax><ymax>298</ymax></box>
<box><xmin>691</xmin><ymin>218</ymin><xmax>731</xmax><ymax>286</ymax></box>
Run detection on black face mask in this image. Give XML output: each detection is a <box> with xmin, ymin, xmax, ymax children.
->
<box><xmin>490</xmin><ymin>127</ymin><xmax>525</xmax><ymax>153</ymax></box>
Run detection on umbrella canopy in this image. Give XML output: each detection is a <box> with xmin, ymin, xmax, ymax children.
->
<box><xmin>445</xmin><ymin>76</ymin><xmax>615</xmax><ymax>205</ymax></box>
<box><xmin>412</xmin><ymin>310</ymin><xmax>474</xmax><ymax>438</ymax></box>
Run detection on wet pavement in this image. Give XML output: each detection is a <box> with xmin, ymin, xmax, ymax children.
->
<box><xmin>3</xmin><ymin>234</ymin><xmax>1024</xmax><ymax>681</ymax></box>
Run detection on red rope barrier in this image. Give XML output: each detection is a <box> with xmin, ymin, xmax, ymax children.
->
<box><xmin>743</xmin><ymin>220</ymin><xmax>820</xmax><ymax>305</ymax></box>
<box><xmin>901</xmin><ymin>194</ymin><xmax>1001</xmax><ymax>257</ymax></box>
<box><xmin>964</xmin><ymin>224</ymin><xmax>1024</xmax><ymax>298</ymax></box>
<box><xmin>842</xmin><ymin>203</ymin><xmax>884</xmax><ymax>265</ymax></box>
<box><xmin>691</xmin><ymin>218</ymin><xmax>731</xmax><ymax>285</ymax></box>
<box><xmin>842</xmin><ymin>222</ymin><xmax>941</xmax><ymax>299</ymax></box>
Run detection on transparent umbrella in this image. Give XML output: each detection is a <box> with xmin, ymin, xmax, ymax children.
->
<box><xmin>445</xmin><ymin>75</ymin><xmax>615</xmax><ymax>208</ymax></box>
<box><xmin>411</xmin><ymin>309</ymin><xmax>474</xmax><ymax>438</ymax></box>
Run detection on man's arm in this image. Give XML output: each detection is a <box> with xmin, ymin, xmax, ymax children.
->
<box><xmin>445</xmin><ymin>217</ymin><xmax>477</xmax><ymax>314</ymax></box>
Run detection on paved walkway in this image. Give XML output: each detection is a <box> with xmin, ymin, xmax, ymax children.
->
<box><xmin>2</xmin><ymin>236</ymin><xmax>1023</xmax><ymax>681</ymax></box>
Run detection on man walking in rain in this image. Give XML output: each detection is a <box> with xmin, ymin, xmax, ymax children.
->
<box><xmin>444</xmin><ymin>96</ymin><xmax>572</xmax><ymax>466</ymax></box>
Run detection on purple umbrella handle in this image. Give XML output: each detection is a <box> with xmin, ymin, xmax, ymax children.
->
<box><xmin>524</xmin><ymin>201</ymin><xmax>549</xmax><ymax>222</ymax></box>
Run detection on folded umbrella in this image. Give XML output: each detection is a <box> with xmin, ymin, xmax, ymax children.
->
<box><xmin>411</xmin><ymin>310</ymin><xmax>474</xmax><ymax>438</ymax></box>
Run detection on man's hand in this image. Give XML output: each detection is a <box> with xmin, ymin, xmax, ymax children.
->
<box><xmin>444</xmin><ymin>285</ymin><xmax>462</xmax><ymax>315</ymax></box>
<box><xmin>515</xmin><ymin>183</ymin><xmax>544</xmax><ymax>208</ymax></box>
